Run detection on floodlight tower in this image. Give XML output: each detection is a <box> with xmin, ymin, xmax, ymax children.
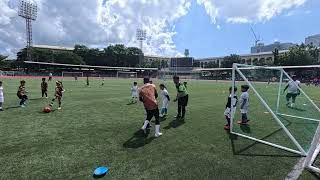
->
<box><xmin>136</xmin><ymin>28</ymin><xmax>146</xmax><ymax>52</ymax></box>
<box><xmin>18</xmin><ymin>0</ymin><xmax>37</xmax><ymax>62</ymax></box>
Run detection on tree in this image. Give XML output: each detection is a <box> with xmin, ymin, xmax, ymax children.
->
<box><xmin>0</xmin><ymin>54</ymin><xmax>8</xmax><ymax>61</ymax></box>
<box><xmin>278</xmin><ymin>44</ymin><xmax>319</xmax><ymax>66</ymax></box>
<box><xmin>221</xmin><ymin>54</ymin><xmax>241</xmax><ymax>68</ymax></box>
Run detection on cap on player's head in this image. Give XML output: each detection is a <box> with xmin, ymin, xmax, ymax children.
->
<box><xmin>143</xmin><ymin>77</ymin><xmax>150</xmax><ymax>84</ymax></box>
<box><xmin>229</xmin><ymin>86</ymin><xmax>237</xmax><ymax>92</ymax></box>
<box><xmin>241</xmin><ymin>85</ymin><xmax>250</xmax><ymax>91</ymax></box>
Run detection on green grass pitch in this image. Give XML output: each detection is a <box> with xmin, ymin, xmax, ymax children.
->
<box><xmin>0</xmin><ymin>77</ymin><xmax>319</xmax><ymax>179</ymax></box>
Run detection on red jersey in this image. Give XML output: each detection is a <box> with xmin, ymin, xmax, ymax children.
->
<box><xmin>139</xmin><ymin>83</ymin><xmax>158</xmax><ymax>110</ymax></box>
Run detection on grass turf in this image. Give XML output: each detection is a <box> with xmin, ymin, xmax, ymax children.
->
<box><xmin>0</xmin><ymin>77</ymin><xmax>319</xmax><ymax>180</ymax></box>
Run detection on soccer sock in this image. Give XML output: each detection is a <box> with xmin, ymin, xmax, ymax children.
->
<box><xmin>182</xmin><ymin>106</ymin><xmax>186</xmax><ymax>118</ymax></box>
<box><xmin>164</xmin><ymin>108</ymin><xmax>167</xmax><ymax>114</ymax></box>
<box><xmin>142</xmin><ymin>120</ymin><xmax>150</xmax><ymax>129</ymax></box>
<box><xmin>161</xmin><ymin>108</ymin><xmax>165</xmax><ymax>115</ymax></box>
<box><xmin>178</xmin><ymin>105</ymin><xmax>182</xmax><ymax>116</ymax></box>
<box><xmin>226</xmin><ymin>116</ymin><xmax>230</xmax><ymax>126</ymax></box>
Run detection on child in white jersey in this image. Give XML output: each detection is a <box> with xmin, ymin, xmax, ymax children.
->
<box><xmin>0</xmin><ymin>81</ymin><xmax>4</xmax><ymax>111</ymax></box>
<box><xmin>159</xmin><ymin>84</ymin><xmax>170</xmax><ymax>117</ymax></box>
<box><xmin>238</xmin><ymin>85</ymin><xmax>250</xmax><ymax>125</ymax></box>
<box><xmin>283</xmin><ymin>75</ymin><xmax>301</xmax><ymax>107</ymax></box>
<box><xmin>131</xmin><ymin>82</ymin><xmax>139</xmax><ymax>103</ymax></box>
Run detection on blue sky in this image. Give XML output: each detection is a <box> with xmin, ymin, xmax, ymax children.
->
<box><xmin>1</xmin><ymin>0</ymin><xmax>319</xmax><ymax>58</ymax></box>
<box><xmin>173</xmin><ymin>0</ymin><xmax>320</xmax><ymax>58</ymax></box>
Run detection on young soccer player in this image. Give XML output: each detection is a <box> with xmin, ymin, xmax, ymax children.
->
<box><xmin>283</xmin><ymin>75</ymin><xmax>301</xmax><ymax>107</ymax></box>
<box><xmin>238</xmin><ymin>85</ymin><xmax>250</xmax><ymax>125</ymax></box>
<box><xmin>48</xmin><ymin>72</ymin><xmax>53</xmax><ymax>81</ymax></box>
<box><xmin>173</xmin><ymin>76</ymin><xmax>189</xmax><ymax>120</ymax></box>
<box><xmin>101</xmin><ymin>77</ymin><xmax>105</xmax><ymax>86</ymax></box>
<box><xmin>41</xmin><ymin>78</ymin><xmax>48</xmax><ymax>98</ymax></box>
<box><xmin>17</xmin><ymin>80</ymin><xmax>28</xmax><ymax>107</ymax></box>
<box><xmin>49</xmin><ymin>81</ymin><xmax>64</xmax><ymax>110</ymax></box>
<box><xmin>140</xmin><ymin>77</ymin><xmax>162</xmax><ymax>137</ymax></box>
<box><xmin>0</xmin><ymin>81</ymin><xmax>4</xmax><ymax>111</ymax></box>
<box><xmin>159</xmin><ymin>84</ymin><xmax>170</xmax><ymax>117</ymax></box>
<box><xmin>131</xmin><ymin>82</ymin><xmax>139</xmax><ymax>103</ymax></box>
<box><xmin>224</xmin><ymin>87</ymin><xmax>238</xmax><ymax>130</ymax></box>
<box><xmin>86</xmin><ymin>75</ymin><xmax>89</xmax><ymax>86</ymax></box>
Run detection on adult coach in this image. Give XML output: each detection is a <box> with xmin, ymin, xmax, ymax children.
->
<box><xmin>140</xmin><ymin>77</ymin><xmax>162</xmax><ymax>137</ymax></box>
<box><xmin>173</xmin><ymin>76</ymin><xmax>189</xmax><ymax>120</ymax></box>
<box><xmin>284</xmin><ymin>75</ymin><xmax>301</xmax><ymax>107</ymax></box>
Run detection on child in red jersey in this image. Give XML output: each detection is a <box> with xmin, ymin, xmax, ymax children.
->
<box><xmin>49</xmin><ymin>81</ymin><xmax>64</xmax><ymax>110</ymax></box>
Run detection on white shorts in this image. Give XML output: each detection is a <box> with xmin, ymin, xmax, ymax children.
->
<box><xmin>224</xmin><ymin>107</ymin><xmax>236</xmax><ymax>119</ymax></box>
<box><xmin>132</xmin><ymin>92</ymin><xmax>138</xmax><ymax>97</ymax></box>
<box><xmin>0</xmin><ymin>96</ymin><xmax>4</xmax><ymax>103</ymax></box>
<box><xmin>162</xmin><ymin>99</ymin><xmax>169</xmax><ymax>109</ymax></box>
<box><xmin>240</xmin><ymin>109</ymin><xmax>248</xmax><ymax>114</ymax></box>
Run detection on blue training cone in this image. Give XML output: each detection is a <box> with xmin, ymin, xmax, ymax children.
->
<box><xmin>93</xmin><ymin>166</ymin><xmax>109</xmax><ymax>177</ymax></box>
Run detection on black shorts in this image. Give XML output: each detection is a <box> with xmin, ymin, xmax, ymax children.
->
<box><xmin>146</xmin><ymin>108</ymin><xmax>159</xmax><ymax>121</ymax></box>
<box><xmin>178</xmin><ymin>95</ymin><xmax>189</xmax><ymax>107</ymax></box>
<box><xmin>286</xmin><ymin>93</ymin><xmax>298</xmax><ymax>99</ymax></box>
<box><xmin>17</xmin><ymin>95</ymin><xmax>28</xmax><ymax>99</ymax></box>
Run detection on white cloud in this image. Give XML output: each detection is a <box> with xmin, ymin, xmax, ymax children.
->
<box><xmin>197</xmin><ymin>0</ymin><xmax>307</xmax><ymax>24</ymax></box>
<box><xmin>0</xmin><ymin>0</ymin><xmax>308</xmax><ymax>58</ymax></box>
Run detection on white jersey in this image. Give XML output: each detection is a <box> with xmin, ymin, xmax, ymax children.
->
<box><xmin>161</xmin><ymin>88</ymin><xmax>169</xmax><ymax>109</ymax></box>
<box><xmin>240</xmin><ymin>92</ymin><xmax>249</xmax><ymax>112</ymax></box>
<box><xmin>288</xmin><ymin>80</ymin><xmax>300</xmax><ymax>94</ymax></box>
<box><xmin>161</xmin><ymin>88</ymin><xmax>169</xmax><ymax>100</ymax></box>
<box><xmin>0</xmin><ymin>86</ymin><xmax>3</xmax><ymax>103</ymax></box>
<box><xmin>131</xmin><ymin>85</ymin><xmax>139</xmax><ymax>97</ymax></box>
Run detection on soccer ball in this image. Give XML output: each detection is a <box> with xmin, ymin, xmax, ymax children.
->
<box><xmin>43</xmin><ymin>106</ymin><xmax>52</xmax><ymax>113</ymax></box>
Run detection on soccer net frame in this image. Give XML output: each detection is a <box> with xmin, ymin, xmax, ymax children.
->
<box><xmin>62</xmin><ymin>72</ymin><xmax>84</xmax><ymax>77</ymax></box>
<box><xmin>0</xmin><ymin>71</ymin><xmax>15</xmax><ymax>76</ymax></box>
<box><xmin>116</xmin><ymin>71</ymin><xmax>138</xmax><ymax>78</ymax></box>
<box><xmin>230</xmin><ymin>63</ymin><xmax>320</xmax><ymax>158</ymax></box>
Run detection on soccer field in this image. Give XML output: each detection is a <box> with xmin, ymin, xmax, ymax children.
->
<box><xmin>0</xmin><ymin>77</ymin><xmax>319</xmax><ymax>180</ymax></box>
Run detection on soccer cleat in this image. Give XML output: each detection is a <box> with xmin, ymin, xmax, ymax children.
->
<box><xmin>155</xmin><ymin>132</ymin><xmax>163</xmax><ymax>137</ymax></box>
<box><xmin>20</xmin><ymin>105</ymin><xmax>25</xmax><ymax>108</ymax></box>
<box><xmin>155</xmin><ymin>125</ymin><xmax>162</xmax><ymax>137</ymax></box>
<box><xmin>58</xmin><ymin>107</ymin><xmax>62</xmax><ymax>110</ymax></box>
<box><xmin>224</xmin><ymin>125</ymin><xmax>230</xmax><ymax>130</ymax></box>
<box><xmin>159</xmin><ymin>114</ymin><xmax>164</xmax><ymax>118</ymax></box>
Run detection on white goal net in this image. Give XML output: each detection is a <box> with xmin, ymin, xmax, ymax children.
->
<box><xmin>62</xmin><ymin>72</ymin><xmax>84</xmax><ymax>77</ymax></box>
<box><xmin>117</xmin><ymin>71</ymin><xmax>137</xmax><ymax>78</ymax></box>
<box><xmin>0</xmin><ymin>71</ymin><xmax>15</xmax><ymax>76</ymax></box>
<box><xmin>230</xmin><ymin>64</ymin><xmax>320</xmax><ymax>159</ymax></box>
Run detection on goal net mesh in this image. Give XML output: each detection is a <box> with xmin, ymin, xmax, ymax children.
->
<box><xmin>117</xmin><ymin>71</ymin><xmax>137</xmax><ymax>78</ymax></box>
<box><xmin>230</xmin><ymin>64</ymin><xmax>320</xmax><ymax>156</ymax></box>
<box><xmin>62</xmin><ymin>72</ymin><xmax>84</xmax><ymax>77</ymax></box>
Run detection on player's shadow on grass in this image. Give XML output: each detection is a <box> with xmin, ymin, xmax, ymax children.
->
<box><xmin>288</xmin><ymin>106</ymin><xmax>306</xmax><ymax>112</ymax></box>
<box><xmin>126</xmin><ymin>102</ymin><xmax>137</xmax><ymax>105</ymax></box>
<box><xmin>123</xmin><ymin>130</ymin><xmax>155</xmax><ymax>149</ymax></box>
<box><xmin>229</xmin><ymin>121</ymin><xmax>299</xmax><ymax>157</ymax></box>
<box><xmin>163</xmin><ymin>119</ymin><xmax>185</xmax><ymax>130</ymax></box>
<box><xmin>5</xmin><ymin>105</ymin><xmax>21</xmax><ymax>110</ymax></box>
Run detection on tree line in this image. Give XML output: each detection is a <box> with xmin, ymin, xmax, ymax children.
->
<box><xmin>15</xmin><ymin>44</ymin><xmax>144</xmax><ymax>67</ymax></box>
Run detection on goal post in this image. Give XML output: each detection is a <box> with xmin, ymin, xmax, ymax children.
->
<box><xmin>230</xmin><ymin>63</ymin><xmax>320</xmax><ymax>157</ymax></box>
<box><xmin>62</xmin><ymin>72</ymin><xmax>84</xmax><ymax>77</ymax></box>
<box><xmin>117</xmin><ymin>71</ymin><xmax>138</xmax><ymax>78</ymax></box>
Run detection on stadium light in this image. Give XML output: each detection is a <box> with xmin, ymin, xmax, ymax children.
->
<box><xmin>18</xmin><ymin>0</ymin><xmax>38</xmax><ymax>62</ymax></box>
<box><xmin>136</xmin><ymin>28</ymin><xmax>146</xmax><ymax>52</ymax></box>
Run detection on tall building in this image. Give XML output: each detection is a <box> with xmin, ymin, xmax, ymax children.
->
<box><xmin>305</xmin><ymin>34</ymin><xmax>320</xmax><ymax>47</ymax></box>
<box><xmin>251</xmin><ymin>42</ymin><xmax>296</xmax><ymax>53</ymax></box>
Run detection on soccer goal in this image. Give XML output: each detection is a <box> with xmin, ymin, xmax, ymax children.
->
<box><xmin>230</xmin><ymin>63</ymin><xmax>320</xmax><ymax>157</ymax></box>
<box><xmin>117</xmin><ymin>71</ymin><xmax>138</xmax><ymax>78</ymax></box>
<box><xmin>62</xmin><ymin>72</ymin><xmax>84</xmax><ymax>77</ymax></box>
<box><xmin>0</xmin><ymin>71</ymin><xmax>15</xmax><ymax>76</ymax></box>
